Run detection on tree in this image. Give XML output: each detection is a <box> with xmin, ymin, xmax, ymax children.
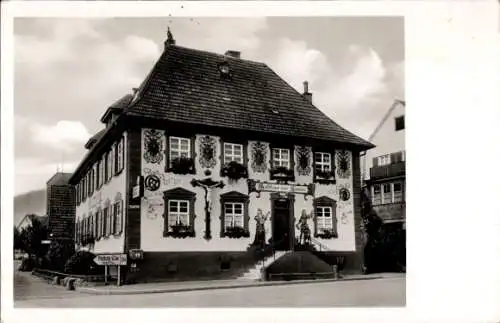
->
<box><xmin>19</xmin><ymin>214</ymin><xmax>49</xmax><ymax>258</ymax></box>
<box><xmin>14</xmin><ymin>226</ymin><xmax>24</xmax><ymax>251</ymax></box>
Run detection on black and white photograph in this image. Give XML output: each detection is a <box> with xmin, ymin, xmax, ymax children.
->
<box><xmin>11</xmin><ymin>14</ymin><xmax>405</xmax><ymax>308</ymax></box>
<box><xmin>2</xmin><ymin>1</ymin><xmax>500</xmax><ymax>323</ymax></box>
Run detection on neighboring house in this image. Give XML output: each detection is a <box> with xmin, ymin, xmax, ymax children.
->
<box><xmin>16</xmin><ymin>214</ymin><xmax>48</xmax><ymax>231</ymax></box>
<box><xmin>46</xmin><ymin>172</ymin><xmax>76</xmax><ymax>242</ymax></box>
<box><xmin>67</xmin><ymin>29</ymin><xmax>374</xmax><ymax>283</ymax></box>
<box><xmin>361</xmin><ymin>99</ymin><xmax>406</xmax><ymax>228</ymax></box>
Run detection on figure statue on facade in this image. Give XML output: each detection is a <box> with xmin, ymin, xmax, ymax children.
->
<box><xmin>296</xmin><ymin>210</ymin><xmax>312</xmax><ymax>246</ymax></box>
<box><xmin>252</xmin><ymin>209</ymin><xmax>269</xmax><ymax>249</ymax></box>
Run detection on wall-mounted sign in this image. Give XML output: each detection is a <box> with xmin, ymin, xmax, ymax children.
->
<box><xmin>132</xmin><ymin>176</ymin><xmax>144</xmax><ymax>199</ymax></box>
<box><xmin>248</xmin><ymin>179</ymin><xmax>315</xmax><ymax>199</ymax></box>
<box><xmin>129</xmin><ymin>249</ymin><xmax>144</xmax><ymax>260</ymax></box>
<box><xmin>93</xmin><ymin>253</ymin><xmax>127</xmax><ymax>266</ymax></box>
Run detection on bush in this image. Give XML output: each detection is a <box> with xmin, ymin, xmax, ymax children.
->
<box><xmin>19</xmin><ymin>258</ymin><xmax>36</xmax><ymax>271</ymax></box>
<box><xmin>64</xmin><ymin>251</ymin><xmax>103</xmax><ymax>275</ymax></box>
<box><xmin>47</xmin><ymin>240</ymin><xmax>75</xmax><ymax>271</ymax></box>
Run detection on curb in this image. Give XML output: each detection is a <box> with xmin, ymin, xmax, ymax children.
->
<box><xmin>76</xmin><ymin>275</ymin><xmax>384</xmax><ymax>296</ymax></box>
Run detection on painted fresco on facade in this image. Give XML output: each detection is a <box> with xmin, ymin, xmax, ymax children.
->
<box><xmin>139</xmin><ymin>129</ymin><xmax>355</xmax><ymax>252</ymax></box>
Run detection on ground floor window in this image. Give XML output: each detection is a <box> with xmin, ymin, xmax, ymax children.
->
<box><xmin>371</xmin><ymin>181</ymin><xmax>405</xmax><ymax>205</ymax></box>
<box><xmin>163</xmin><ymin>187</ymin><xmax>197</xmax><ymax>238</ymax></box>
<box><xmin>313</xmin><ymin>196</ymin><xmax>338</xmax><ymax>239</ymax></box>
<box><xmin>219</xmin><ymin>191</ymin><xmax>250</xmax><ymax>238</ymax></box>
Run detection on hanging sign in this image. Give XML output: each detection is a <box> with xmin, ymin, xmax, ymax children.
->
<box><xmin>132</xmin><ymin>176</ymin><xmax>144</xmax><ymax>199</ymax></box>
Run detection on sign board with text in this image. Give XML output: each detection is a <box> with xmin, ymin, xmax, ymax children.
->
<box><xmin>94</xmin><ymin>254</ymin><xmax>127</xmax><ymax>266</ymax></box>
<box><xmin>247</xmin><ymin>180</ymin><xmax>315</xmax><ymax>199</ymax></box>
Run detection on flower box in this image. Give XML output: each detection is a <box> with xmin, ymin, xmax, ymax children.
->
<box><xmin>221</xmin><ymin>161</ymin><xmax>248</xmax><ymax>181</ymax></box>
<box><xmin>314</xmin><ymin>229</ymin><xmax>338</xmax><ymax>239</ymax></box>
<box><xmin>168</xmin><ymin>157</ymin><xmax>195</xmax><ymax>175</ymax></box>
<box><xmin>224</xmin><ymin>226</ymin><xmax>250</xmax><ymax>239</ymax></box>
<box><xmin>270</xmin><ymin>166</ymin><xmax>294</xmax><ymax>181</ymax></box>
<box><xmin>164</xmin><ymin>223</ymin><xmax>195</xmax><ymax>238</ymax></box>
<box><xmin>315</xmin><ymin>170</ymin><xmax>336</xmax><ymax>184</ymax></box>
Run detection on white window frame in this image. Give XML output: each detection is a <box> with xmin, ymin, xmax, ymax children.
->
<box><xmin>377</xmin><ymin>154</ymin><xmax>391</xmax><ymax>166</ymax></box>
<box><xmin>316</xmin><ymin>206</ymin><xmax>333</xmax><ymax>231</ymax></box>
<box><xmin>224</xmin><ymin>202</ymin><xmax>244</xmax><ymax>229</ymax></box>
<box><xmin>272</xmin><ymin>148</ymin><xmax>290</xmax><ymax>169</ymax></box>
<box><xmin>169</xmin><ymin>137</ymin><xmax>191</xmax><ymax>165</ymax></box>
<box><xmin>314</xmin><ymin>152</ymin><xmax>332</xmax><ymax>172</ymax></box>
<box><xmin>168</xmin><ymin>200</ymin><xmax>190</xmax><ymax>228</ymax></box>
<box><xmin>223</xmin><ymin>143</ymin><xmax>244</xmax><ymax>164</ymax></box>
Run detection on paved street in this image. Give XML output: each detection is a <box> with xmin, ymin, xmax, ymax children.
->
<box><xmin>15</xmin><ymin>269</ymin><xmax>405</xmax><ymax>307</ymax></box>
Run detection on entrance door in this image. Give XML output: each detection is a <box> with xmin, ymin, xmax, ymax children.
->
<box><xmin>272</xmin><ymin>199</ymin><xmax>292</xmax><ymax>251</ymax></box>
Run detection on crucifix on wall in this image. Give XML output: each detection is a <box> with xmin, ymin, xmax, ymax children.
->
<box><xmin>190</xmin><ymin>178</ymin><xmax>225</xmax><ymax>240</ymax></box>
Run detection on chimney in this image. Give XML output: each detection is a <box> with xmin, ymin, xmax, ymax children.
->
<box><xmin>224</xmin><ymin>50</ymin><xmax>241</xmax><ymax>59</ymax></box>
<box><xmin>303</xmin><ymin>81</ymin><xmax>312</xmax><ymax>104</ymax></box>
<box><xmin>164</xmin><ymin>27</ymin><xmax>176</xmax><ymax>49</ymax></box>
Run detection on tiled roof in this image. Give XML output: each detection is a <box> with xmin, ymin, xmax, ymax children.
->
<box><xmin>84</xmin><ymin>128</ymin><xmax>106</xmax><ymax>149</ymax></box>
<box><xmin>47</xmin><ymin>172</ymin><xmax>73</xmax><ymax>186</ymax></box>
<box><xmin>126</xmin><ymin>45</ymin><xmax>373</xmax><ymax>149</ymax></box>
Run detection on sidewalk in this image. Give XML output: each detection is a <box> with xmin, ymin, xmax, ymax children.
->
<box><xmin>76</xmin><ymin>273</ymin><xmax>404</xmax><ymax>296</ymax></box>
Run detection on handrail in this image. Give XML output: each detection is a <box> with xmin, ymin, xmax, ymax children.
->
<box><xmin>310</xmin><ymin>237</ymin><xmax>332</xmax><ymax>252</ymax></box>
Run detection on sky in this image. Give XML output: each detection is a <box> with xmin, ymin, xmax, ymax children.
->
<box><xmin>14</xmin><ymin>17</ymin><xmax>404</xmax><ymax>195</ymax></box>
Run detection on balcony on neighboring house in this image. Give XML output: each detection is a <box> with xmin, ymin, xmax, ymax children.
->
<box><xmin>370</xmin><ymin>162</ymin><xmax>406</xmax><ymax>180</ymax></box>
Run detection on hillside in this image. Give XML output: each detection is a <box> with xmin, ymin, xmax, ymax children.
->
<box><xmin>14</xmin><ymin>189</ymin><xmax>46</xmax><ymax>227</ymax></box>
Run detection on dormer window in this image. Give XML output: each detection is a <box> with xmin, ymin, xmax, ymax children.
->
<box><xmin>218</xmin><ymin>61</ymin><xmax>231</xmax><ymax>79</ymax></box>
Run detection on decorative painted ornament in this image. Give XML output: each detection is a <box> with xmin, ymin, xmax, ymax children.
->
<box><xmin>199</xmin><ymin>136</ymin><xmax>217</xmax><ymax>169</ymax></box>
<box><xmin>339</xmin><ymin>187</ymin><xmax>351</xmax><ymax>201</ymax></box>
<box><xmin>251</xmin><ymin>142</ymin><xmax>267</xmax><ymax>173</ymax></box>
<box><xmin>145</xmin><ymin>175</ymin><xmax>161</xmax><ymax>192</ymax></box>
<box><xmin>144</xmin><ymin>129</ymin><xmax>164</xmax><ymax>164</ymax></box>
<box><xmin>296</xmin><ymin>146</ymin><xmax>311</xmax><ymax>176</ymax></box>
<box><xmin>336</xmin><ymin>150</ymin><xmax>351</xmax><ymax>179</ymax></box>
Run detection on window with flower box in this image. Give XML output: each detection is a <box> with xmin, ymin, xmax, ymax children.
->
<box><xmin>165</xmin><ymin>136</ymin><xmax>195</xmax><ymax>174</ymax></box>
<box><xmin>313</xmin><ymin>151</ymin><xmax>335</xmax><ymax>183</ymax></box>
<box><xmin>313</xmin><ymin>196</ymin><xmax>338</xmax><ymax>239</ymax></box>
<box><xmin>220</xmin><ymin>140</ymin><xmax>248</xmax><ymax>180</ymax></box>
<box><xmin>270</xmin><ymin>146</ymin><xmax>294</xmax><ymax>181</ymax></box>
<box><xmin>163</xmin><ymin>187</ymin><xmax>196</xmax><ymax>238</ymax></box>
<box><xmin>219</xmin><ymin>191</ymin><xmax>250</xmax><ymax>238</ymax></box>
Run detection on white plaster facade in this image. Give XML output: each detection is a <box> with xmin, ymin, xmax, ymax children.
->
<box><xmin>140</xmin><ymin>129</ymin><xmax>356</xmax><ymax>252</ymax></box>
<box><xmin>74</xmin><ymin>132</ymin><xmax>128</xmax><ymax>254</ymax></box>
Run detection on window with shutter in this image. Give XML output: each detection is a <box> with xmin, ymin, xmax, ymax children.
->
<box><xmin>113</xmin><ymin>200</ymin><xmax>123</xmax><ymax>235</ymax></box>
<box><xmin>313</xmin><ymin>196</ymin><xmax>338</xmax><ymax>239</ymax></box>
<box><xmin>117</xmin><ymin>137</ymin><xmax>125</xmax><ymax>174</ymax></box>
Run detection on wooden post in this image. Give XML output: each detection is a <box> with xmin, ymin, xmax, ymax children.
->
<box><xmin>117</xmin><ymin>265</ymin><xmax>121</xmax><ymax>287</ymax></box>
<box><xmin>104</xmin><ymin>265</ymin><xmax>108</xmax><ymax>285</ymax></box>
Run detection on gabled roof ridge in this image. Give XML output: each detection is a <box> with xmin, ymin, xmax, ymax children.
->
<box><xmin>170</xmin><ymin>45</ymin><xmax>267</xmax><ymax>65</ymax></box>
<box><xmin>368</xmin><ymin>99</ymin><xmax>405</xmax><ymax>142</ymax></box>
<box><xmin>262</xmin><ymin>63</ymin><xmax>371</xmax><ymax>147</ymax></box>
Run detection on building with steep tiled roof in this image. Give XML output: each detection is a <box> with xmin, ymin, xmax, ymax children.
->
<box><xmin>67</xmin><ymin>29</ymin><xmax>374</xmax><ymax>284</ymax></box>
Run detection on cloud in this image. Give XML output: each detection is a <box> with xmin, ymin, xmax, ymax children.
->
<box><xmin>31</xmin><ymin>120</ymin><xmax>91</xmax><ymax>150</ymax></box>
<box><xmin>15</xmin><ymin>157</ymin><xmax>79</xmax><ymax>195</ymax></box>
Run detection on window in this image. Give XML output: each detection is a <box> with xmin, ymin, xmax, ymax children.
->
<box><xmin>107</xmin><ymin>147</ymin><xmax>114</xmax><ymax>182</ymax></box>
<box><xmin>163</xmin><ymin>187</ymin><xmax>196</xmax><ymax>237</ymax></box>
<box><xmin>89</xmin><ymin>169</ymin><xmax>95</xmax><ymax>195</ymax></box>
<box><xmin>168</xmin><ymin>200</ymin><xmax>189</xmax><ymax>228</ymax></box>
<box><xmin>390</xmin><ymin>151</ymin><xmax>404</xmax><ymax>163</ymax></box>
<box><xmin>219</xmin><ymin>191</ymin><xmax>250</xmax><ymax>238</ymax></box>
<box><xmin>96</xmin><ymin>210</ymin><xmax>102</xmax><ymax>239</ymax></box>
<box><xmin>115</xmin><ymin>137</ymin><xmax>125</xmax><ymax>174</ymax></box>
<box><xmin>103</xmin><ymin>207</ymin><xmax>110</xmax><ymax>237</ymax></box>
<box><xmin>393</xmin><ymin>182</ymin><xmax>403</xmax><ymax>202</ymax></box>
<box><xmin>100</xmin><ymin>155</ymin><xmax>105</xmax><ymax>188</ymax></box>
<box><xmin>113</xmin><ymin>200</ymin><xmax>123</xmax><ymax>235</ymax></box>
<box><xmin>82</xmin><ymin>177</ymin><xmax>87</xmax><ymax>201</ymax></box>
<box><xmin>316</xmin><ymin>206</ymin><xmax>333</xmax><ymax>231</ymax></box>
<box><xmin>382</xmin><ymin>183</ymin><xmax>391</xmax><ymax>204</ymax></box>
<box><xmin>272</xmin><ymin>148</ymin><xmax>290</xmax><ymax>168</ymax></box>
<box><xmin>169</xmin><ymin>137</ymin><xmax>191</xmax><ymax>166</ymax></box>
<box><xmin>314</xmin><ymin>152</ymin><xmax>332</xmax><ymax>172</ymax></box>
<box><xmin>224</xmin><ymin>203</ymin><xmax>244</xmax><ymax>229</ymax></box>
<box><xmin>223</xmin><ymin>143</ymin><xmax>243</xmax><ymax>164</ymax></box>
<box><xmin>376</xmin><ymin>154</ymin><xmax>391</xmax><ymax>166</ymax></box>
<box><xmin>313</xmin><ymin>196</ymin><xmax>338</xmax><ymax>239</ymax></box>
<box><xmin>395</xmin><ymin>115</ymin><xmax>405</xmax><ymax>131</ymax></box>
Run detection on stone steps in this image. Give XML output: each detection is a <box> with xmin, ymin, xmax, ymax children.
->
<box><xmin>237</xmin><ymin>250</ymin><xmax>290</xmax><ymax>281</ymax></box>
